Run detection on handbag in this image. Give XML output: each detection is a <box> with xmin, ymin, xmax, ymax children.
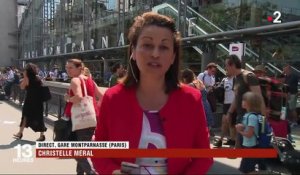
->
<box><xmin>53</xmin><ymin>118</ymin><xmax>72</xmax><ymax>141</ymax></box>
<box><xmin>42</xmin><ymin>86</ymin><xmax>52</xmax><ymax>102</ymax></box>
<box><xmin>71</xmin><ymin>78</ymin><xmax>96</xmax><ymax>131</ymax></box>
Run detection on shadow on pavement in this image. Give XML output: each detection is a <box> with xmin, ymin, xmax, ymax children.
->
<box><xmin>0</xmin><ymin>139</ymin><xmax>35</xmax><ymax>150</ymax></box>
<box><xmin>5</xmin><ymin>100</ymin><xmax>22</xmax><ymax>112</ymax></box>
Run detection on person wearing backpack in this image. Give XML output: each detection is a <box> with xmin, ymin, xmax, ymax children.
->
<box><xmin>236</xmin><ymin>92</ymin><xmax>267</xmax><ymax>174</ymax></box>
<box><xmin>197</xmin><ymin>62</ymin><xmax>217</xmax><ymax>112</ymax></box>
<box><xmin>181</xmin><ymin>68</ymin><xmax>215</xmax><ymax>136</ymax></box>
<box><xmin>225</xmin><ymin>55</ymin><xmax>266</xmax><ymax>148</ymax></box>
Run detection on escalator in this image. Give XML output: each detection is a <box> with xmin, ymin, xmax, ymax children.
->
<box><xmin>152</xmin><ymin>3</ymin><xmax>286</xmax><ymax>76</ymax></box>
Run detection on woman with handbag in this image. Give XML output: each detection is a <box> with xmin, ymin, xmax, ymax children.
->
<box><xmin>64</xmin><ymin>58</ymin><xmax>98</xmax><ymax>175</ymax></box>
<box><xmin>13</xmin><ymin>63</ymin><xmax>47</xmax><ymax>141</ymax></box>
<box><xmin>92</xmin><ymin>12</ymin><xmax>213</xmax><ymax>175</ymax></box>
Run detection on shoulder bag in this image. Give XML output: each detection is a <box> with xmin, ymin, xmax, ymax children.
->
<box><xmin>71</xmin><ymin>78</ymin><xmax>96</xmax><ymax>131</ymax></box>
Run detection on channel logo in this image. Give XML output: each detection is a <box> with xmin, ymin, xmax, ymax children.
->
<box><xmin>267</xmin><ymin>11</ymin><xmax>282</xmax><ymax>24</ymax></box>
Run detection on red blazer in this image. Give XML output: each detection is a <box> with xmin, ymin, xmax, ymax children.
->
<box><xmin>91</xmin><ymin>84</ymin><xmax>213</xmax><ymax>174</ymax></box>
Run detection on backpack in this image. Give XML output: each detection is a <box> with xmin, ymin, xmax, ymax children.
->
<box><xmin>215</xmin><ymin>77</ymin><xmax>235</xmax><ymax>103</ymax></box>
<box><xmin>240</xmin><ymin>70</ymin><xmax>269</xmax><ymax>108</ymax></box>
<box><xmin>242</xmin><ymin>70</ymin><xmax>288</xmax><ymax>119</ymax></box>
<box><xmin>246</xmin><ymin>112</ymin><xmax>273</xmax><ymax>148</ymax></box>
<box><xmin>200</xmin><ymin>73</ymin><xmax>217</xmax><ymax>112</ymax></box>
<box><xmin>214</xmin><ymin>78</ymin><xmax>225</xmax><ymax>103</ymax></box>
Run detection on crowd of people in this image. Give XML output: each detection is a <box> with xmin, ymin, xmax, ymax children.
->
<box><xmin>1</xmin><ymin>11</ymin><xmax>299</xmax><ymax>174</ymax></box>
<box><xmin>0</xmin><ymin>67</ymin><xmax>24</xmax><ymax>103</ymax></box>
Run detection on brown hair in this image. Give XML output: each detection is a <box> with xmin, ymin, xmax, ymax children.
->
<box><xmin>83</xmin><ymin>67</ymin><xmax>91</xmax><ymax>77</ymax></box>
<box><xmin>181</xmin><ymin>68</ymin><xmax>195</xmax><ymax>84</ymax></box>
<box><xmin>243</xmin><ymin>92</ymin><xmax>263</xmax><ymax>113</ymax></box>
<box><xmin>206</xmin><ymin>62</ymin><xmax>217</xmax><ymax>70</ymax></box>
<box><xmin>67</xmin><ymin>58</ymin><xmax>84</xmax><ymax>69</ymax></box>
<box><xmin>25</xmin><ymin>63</ymin><xmax>41</xmax><ymax>86</ymax></box>
<box><xmin>122</xmin><ymin>12</ymin><xmax>182</xmax><ymax>94</ymax></box>
<box><xmin>226</xmin><ymin>54</ymin><xmax>242</xmax><ymax>69</ymax></box>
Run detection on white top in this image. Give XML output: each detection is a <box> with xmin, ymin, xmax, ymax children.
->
<box><xmin>7</xmin><ymin>70</ymin><xmax>14</xmax><ymax>81</ymax></box>
<box><xmin>223</xmin><ymin>77</ymin><xmax>235</xmax><ymax>104</ymax></box>
<box><xmin>62</xmin><ymin>72</ymin><xmax>68</xmax><ymax>81</ymax></box>
<box><xmin>197</xmin><ymin>71</ymin><xmax>215</xmax><ymax>87</ymax></box>
<box><xmin>136</xmin><ymin>111</ymin><xmax>167</xmax><ymax>174</ymax></box>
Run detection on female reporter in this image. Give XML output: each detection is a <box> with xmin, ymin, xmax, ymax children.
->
<box><xmin>92</xmin><ymin>12</ymin><xmax>213</xmax><ymax>174</ymax></box>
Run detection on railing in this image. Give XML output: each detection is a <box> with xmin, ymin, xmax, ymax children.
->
<box><xmin>43</xmin><ymin>81</ymin><xmax>108</xmax><ymax>118</ymax></box>
<box><xmin>152</xmin><ymin>3</ymin><xmax>285</xmax><ymax>76</ymax></box>
<box><xmin>152</xmin><ymin>3</ymin><xmax>227</xmax><ymax>75</ymax></box>
<box><xmin>153</xmin><ymin>3</ymin><xmax>260</xmax><ymax>58</ymax></box>
<box><xmin>43</xmin><ymin>81</ymin><xmax>69</xmax><ymax>119</ymax></box>
<box><xmin>245</xmin><ymin>63</ymin><xmax>254</xmax><ymax>71</ymax></box>
<box><xmin>153</xmin><ymin>3</ymin><xmax>228</xmax><ymax>56</ymax></box>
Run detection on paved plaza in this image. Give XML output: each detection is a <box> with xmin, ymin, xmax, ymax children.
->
<box><xmin>0</xmin><ymin>100</ymin><xmax>299</xmax><ymax>174</ymax></box>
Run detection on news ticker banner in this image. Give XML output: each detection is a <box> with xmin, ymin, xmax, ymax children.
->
<box><xmin>34</xmin><ymin>141</ymin><xmax>277</xmax><ymax>159</ymax></box>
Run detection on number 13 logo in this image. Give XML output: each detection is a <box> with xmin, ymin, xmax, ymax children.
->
<box><xmin>14</xmin><ymin>144</ymin><xmax>33</xmax><ymax>158</ymax></box>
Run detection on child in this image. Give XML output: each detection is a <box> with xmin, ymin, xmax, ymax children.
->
<box><xmin>235</xmin><ymin>92</ymin><xmax>264</xmax><ymax>174</ymax></box>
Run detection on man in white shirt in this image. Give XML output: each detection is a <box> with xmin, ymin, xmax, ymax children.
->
<box><xmin>6</xmin><ymin>68</ymin><xmax>14</xmax><ymax>82</ymax></box>
<box><xmin>197</xmin><ymin>62</ymin><xmax>217</xmax><ymax>112</ymax></box>
<box><xmin>62</xmin><ymin>72</ymin><xmax>68</xmax><ymax>82</ymax></box>
<box><xmin>197</xmin><ymin>62</ymin><xmax>217</xmax><ymax>87</ymax></box>
<box><xmin>4</xmin><ymin>67</ymin><xmax>15</xmax><ymax>99</ymax></box>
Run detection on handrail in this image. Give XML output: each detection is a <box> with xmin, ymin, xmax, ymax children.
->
<box><xmin>265</xmin><ymin>65</ymin><xmax>276</xmax><ymax>75</ymax></box>
<box><xmin>154</xmin><ymin>3</ymin><xmax>257</xmax><ymax>58</ymax></box>
<box><xmin>245</xmin><ymin>63</ymin><xmax>254</xmax><ymax>71</ymax></box>
<box><xmin>216</xmin><ymin>64</ymin><xmax>226</xmax><ymax>75</ymax></box>
<box><xmin>156</xmin><ymin>3</ymin><xmax>297</xmax><ymax>75</ymax></box>
<box><xmin>153</xmin><ymin>3</ymin><xmax>229</xmax><ymax>55</ymax></box>
<box><xmin>291</xmin><ymin>66</ymin><xmax>300</xmax><ymax>75</ymax></box>
<box><xmin>192</xmin><ymin>46</ymin><xmax>203</xmax><ymax>54</ymax></box>
<box><xmin>267</xmin><ymin>62</ymin><xmax>283</xmax><ymax>74</ymax></box>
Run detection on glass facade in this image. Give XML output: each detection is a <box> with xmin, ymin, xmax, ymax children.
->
<box><xmin>19</xmin><ymin>0</ymin><xmax>153</xmax><ymax>59</ymax></box>
<box><xmin>18</xmin><ymin>0</ymin><xmax>300</xmax><ymax>77</ymax></box>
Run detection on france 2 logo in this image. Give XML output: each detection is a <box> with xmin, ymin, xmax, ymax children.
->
<box><xmin>267</xmin><ymin>11</ymin><xmax>282</xmax><ymax>24</ymax></box>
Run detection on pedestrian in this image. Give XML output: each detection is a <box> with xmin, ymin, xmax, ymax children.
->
<box><xmin>225</xmin><ymin>54</ymin><xmax>265</xmax><ymax>148</ymax></box>
<box><xmin>214</xmin><ymin>73</ymin><xmax>236</xmax><ymax>147</ymax></box>
<box><xmin>11</xmin><ymin>69</ymin><xmax>20</xmax><ymax>102</ymax></box>
<box><xmin>4</xmin><ymin>67</ymin><xmax>15</xmax><ymax>99</ymax></box>
<box><xmin>197</xmin><ymin>62</ymin><xmax>218</xmax><ymax>112</ymax></box>
<box><xmin>236</xmin><ymin>92</ymin><xmax>265</xmax><ymax>174</ymax></box>
<box><xmin>13</xmin><ymin>63</ymin><xmax>47</xmax><ymax>141</ymax></box>
<box><xmin>108</xmin><ymin>63</ymin><xmax>124</xmax><ymax>87</ymax></box>
<box><xmin>283</xmin><ymin>64</ymin><xmax>299</xmax><ymax>127</ymax></box>
<box><xmin>63</xmin><ymin>58</ymin><xmax>98</xmax><ymax>174</ymax></box>
<box><xmin>181</xmin><ymin>68</ymin><xmax>215</xmax><ymax>136</ymax></box>
<box><xmin>91</xmin><ymin>12</ymin><xmax>213</xmax><ymax>174</ymax></box>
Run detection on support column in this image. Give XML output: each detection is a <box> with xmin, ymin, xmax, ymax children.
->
<box><xmin>201</xmin><ymin>44</ymin><xmax>216</xmax><ymax>72</ymax></box>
